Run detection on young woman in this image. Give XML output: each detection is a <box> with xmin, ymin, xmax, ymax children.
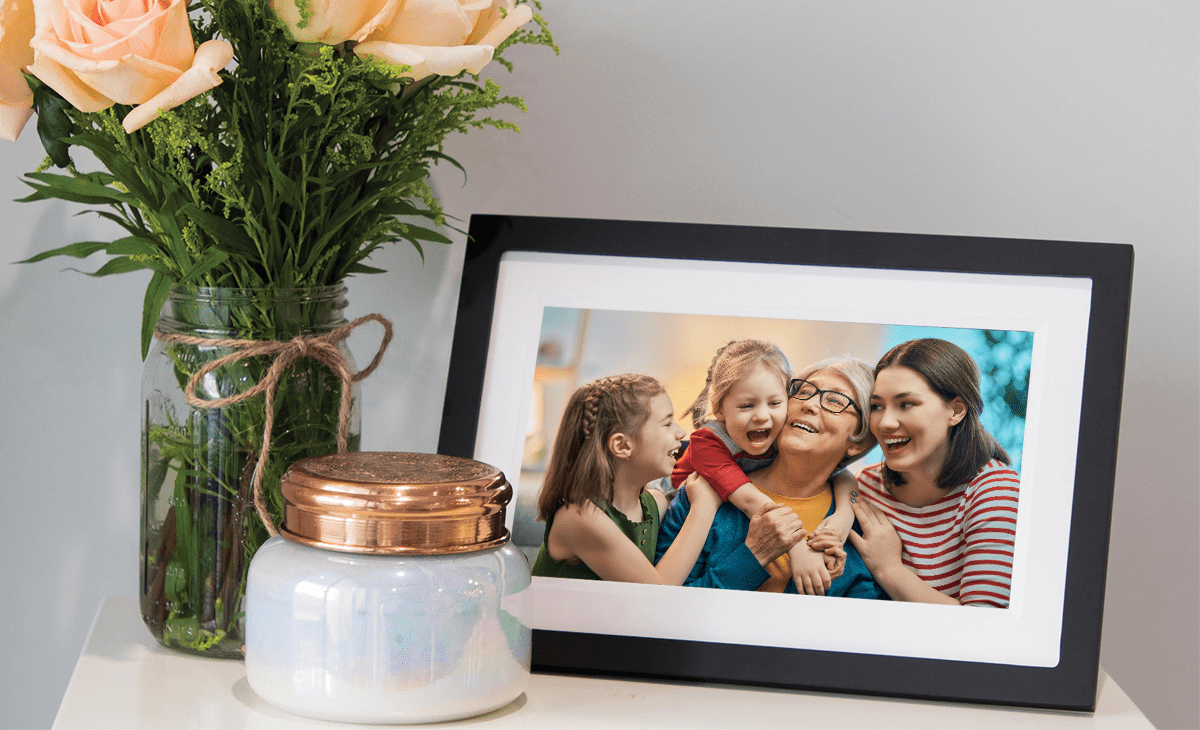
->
<box><xmin>849</xmin><ymin>338</ymin><xmax>1020</xmax><ymax>607</ymax></box>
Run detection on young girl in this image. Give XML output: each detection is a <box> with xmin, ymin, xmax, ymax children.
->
<box><xmin>675</xmin><ymin>339</ymin><xmax>859</xmax><ymax>595</ymax></box>
<box><xmin>531</xmin><ymin>373</ymin><xmax>722</xmax><ymax>584</ymax></box>
<box><xmin>850</xmin><ymin>338</ymin><xmax>1021</xmax><ymax>607</ymax></box>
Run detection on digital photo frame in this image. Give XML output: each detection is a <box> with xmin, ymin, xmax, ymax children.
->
<box><xmin>436</xmin><ymin>214</ymin><xmax>1133</xmax><ymax>710</ymax></box>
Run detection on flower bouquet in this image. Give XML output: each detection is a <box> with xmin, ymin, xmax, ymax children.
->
<box><xmin>1</xmin><ymin>0</ymin><xmax>553</xmax><ymax>656</ymax></box>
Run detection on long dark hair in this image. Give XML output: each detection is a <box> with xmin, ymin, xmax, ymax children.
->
<box><xmin>876</xmin><ymin>338</ymin><xmax>1009</xmax><ymax>489</ymax></box>
<box><xmin>536</xmin><ymin>374</ymin><xmax>665</xmax><ymax>521</ymax></box>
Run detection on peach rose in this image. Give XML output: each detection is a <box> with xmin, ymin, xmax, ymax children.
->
<box><xmin>27</xmin><ymin>0</ymin><xmax>233</xmax><ymax>132</ymax></box>
<box><xmin>0</xmin><ymin>0</ymin><xmax>35</xmax><ymax>141</ymax></box>
<box><xmin>271</xmin><ymin>0</ymin><xmax>533</xmax><ymax>80</ymax></box>
<box><xmin>356</xmin><ymin>0</ymin><xmax>532</xmax><ymax>79</ymax></box>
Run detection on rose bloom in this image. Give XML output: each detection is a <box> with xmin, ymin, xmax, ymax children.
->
<box><xmin>0</xmin><ymin>0</ymin><xmax>35</xmax><ymax>141</ymax></box>
<box><xmin>272</xmin><ymin>0</ymin><xmax>533</xmax><ymax>80</ymax></box>
<box><xmin>27</xmin><ymin>0</ymin><xmax>233</xmax><ymax>132</ymax></box>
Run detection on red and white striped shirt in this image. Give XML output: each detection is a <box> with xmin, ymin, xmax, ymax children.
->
<box><xmin>856</xmin><ymin>459</ymin><xmax>1019</xmax><ymax>607</ymax></box>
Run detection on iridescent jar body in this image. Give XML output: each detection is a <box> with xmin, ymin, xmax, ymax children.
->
<box><xmin>244</xmin><ymin>452</ymin><xmax>532</xmax><ymax>724</ymax></box>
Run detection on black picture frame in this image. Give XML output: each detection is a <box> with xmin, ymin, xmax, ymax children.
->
<box><xmin>437</xmin><ymin>214</ymin><xmax>1133</xmax><ymax>711</ymax></box>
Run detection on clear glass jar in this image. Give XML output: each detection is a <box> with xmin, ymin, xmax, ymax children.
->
<box><xmin>245</xmin><ymin>452</ymin><xmax>532</xmax><ymax>724</ymax></box>
<box><xmin>140</xmin><ymin>285</ymin><xmax>359</xmax><ymax>658</ymax></box>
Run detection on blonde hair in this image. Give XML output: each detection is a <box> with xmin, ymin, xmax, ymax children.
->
<box><xmin>536</xmin><ymin>373</ymin><xmax>665</xmax><ymax>521</ymax></box>
<box><xmin>682</xmin><ymin>340</ymin><xmax>791</xmax><ymax>429</ymax></box>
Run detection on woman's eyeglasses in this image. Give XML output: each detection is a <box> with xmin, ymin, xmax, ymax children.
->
<box><xmin>788</xmin><ymin>378</ymin><xmax>861</xmax><ymax>416</ymax></box>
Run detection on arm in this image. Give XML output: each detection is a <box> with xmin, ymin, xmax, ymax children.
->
<box><xmin>809</xmin><ymin>469</ymin><xmax>856</xmax><ymax>544</ymax></box>
<box><xmin>787</xmin><ymin>542</ymin><xmax>834</xmax><ymax>595</ymax></box>
<box><xmin>804</xmin><ymin>470</ymin><xmax>856</xmax><ymax>578</ymax></box>
<box><xmin>546</xmin><ymin>484</ymin><xmax>720</xmax><ymax>586</ymax></box>
<box><xmin>956</xmin><ymin>473</ymin><xmax>1020</xmax><ymax>607</ymax></box>
<box><xmin>658</xmin><ymin>489</ymin><xmax>805</xmax><ymax>591</ymax></box>
<box><xmin>846</xmin><ymin>498</ymin><xmax>959</xmax><ymax>605</ymax></box>
<box><xmin>685</xmin><ymin>431</ymin><xmax>769</xmax><ymax>502</ymax></box>
<box><xmin>648</xmin><ymin>476</ymin><xmax>724</xmax><ymax>584</ymax></box>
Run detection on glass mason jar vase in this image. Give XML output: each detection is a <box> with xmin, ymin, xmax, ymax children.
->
<box><xmin>140</xmin><ymin>285</ymin><xmax>360</xmax><ymax>657</ymax></box>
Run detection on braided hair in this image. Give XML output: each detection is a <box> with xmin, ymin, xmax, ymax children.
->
<box><xmin>536</xmin><ymin>373</ymin><xmax>666</xmax><ymax>521</ymax></box>
<box><xmin>681</xmin><ymin>339</ymin><xmax>791</xmax><ymax>430</ymax></box>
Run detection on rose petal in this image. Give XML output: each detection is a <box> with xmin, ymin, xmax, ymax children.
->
<box><xmin>0</xmin><ymin>0</ymin><xmax>37</xmax><ymax>67</ymax></box>
<box><xmin>368</xmin><ymin>0</ymin><xmax>473</xmax><ymax>46</ymax></box>
<box><xmin>27</xmin><ymin>51</ymin><xmax>114</xmax><ymax>111</ymax></box>
<box><xmin>468</xmin><ymin>0</ymin><xmax>531</xmax><ymax>48</ymax></box>
<box><xmin>354</xmin><ymin>40</ymin><xmax>492</xmax><ymax>80</ymax></box>
<box><xmin>62</xmin><ymin>0</ymin><xmax>191</xmax><ymax>69</ymax></box>
<box><xmin>0</xmin><ymin>66</ymin><xmax>31</xmax><ymax>106</ymax></box>
<box><xmin>122</xmin><ymin>38</ymin><xmax>232</xmax><ymax>132</ymax></box>
<box><xmin>1</xmin><ymin>0</ymin><xmax>36</xmax><ymax>133</ymax></box>
<box><xmin>0</xmin><ymin>101</ymin><xmax>34</xmax><ymax>141</ymax></box>
<box><xmin>459</xmin><ymin>0</ymin><xmax>492</xmax><ymax>32</ymax></box>
<box><xmin>273</xmin><ymin>0</ymin><xmax>399</xmax><ymax>45</ymax></box>
<box><xmin>32</xmin><ymin>37</ymin><xmax>178</xmax><ymax>104</ymax></box>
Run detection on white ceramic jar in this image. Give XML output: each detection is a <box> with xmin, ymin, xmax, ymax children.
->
<box><xmin>245</xmin><ymin>452</ymin><xmax>531</xmax><ymax>724</ymax></box>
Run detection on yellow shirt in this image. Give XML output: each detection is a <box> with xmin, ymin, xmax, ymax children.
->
<box><xmin>756</xmin><ymin>486</ymin><xmax>832</xmax><ymax>593</ymax></box>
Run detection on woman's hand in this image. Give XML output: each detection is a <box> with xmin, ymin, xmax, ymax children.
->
<box><xmin>847</xmin><ymin>498</ymin><xmax>905</xmax><ymax>579</ymax></box>
<box><xmin>745</xmin><ymin>503</ymin><xmax>806</xmax><ymax>566</ymax></box>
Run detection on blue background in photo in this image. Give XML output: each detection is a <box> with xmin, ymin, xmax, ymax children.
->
<box><xmin>859</xmin><ymin>325</ymin><xmax>1031</xmax><ymax>473</ymax></box>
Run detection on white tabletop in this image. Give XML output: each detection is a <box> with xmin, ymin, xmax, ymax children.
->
<box><xmin>54</xmin><ymin>596</ymin><xmax>1151</xmax><ymax>729</ymax></box>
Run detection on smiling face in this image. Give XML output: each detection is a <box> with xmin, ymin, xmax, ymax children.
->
<box><xmin>713</xmin><ymin>362</ymin><xmax>789</xmax><ymax>456</ymax></box>
<box><xmin>869</xmin><ymin>365</ymin><xmax>966</xmax><ymax>481</ymax></box>
<box><xmin>775</xmin><ymin>368</ymin><xmax>864</xmax><ymax>467</ymax></box>
<box><xmin>624</xmin><ymin>392</ymin><xmax>687</xmax><ymax>483</ymax></box>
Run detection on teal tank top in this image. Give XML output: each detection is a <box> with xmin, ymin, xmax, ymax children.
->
<box><xmin>530</xmin><ymin>491</ymin><xmax>661</xmax><ymax>580</ymax></box>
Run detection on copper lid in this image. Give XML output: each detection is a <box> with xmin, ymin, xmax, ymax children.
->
<box><xmin>278</xmin><ymin>452</ymin><xmax>511</xmax><ymax>555</ymax></box>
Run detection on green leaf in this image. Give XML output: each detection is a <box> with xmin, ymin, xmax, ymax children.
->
<box><xmin>19</xmin><ymin>172</ymin><xmax>132</xmax><ymax>206</ymax></box>
<box><xmin>141</xmin><ymin>271</ymin><xmax>172</xmax><ymax>360</ymax></box>
<box><xmin>346</xmin><ymin>262</ymin><xmax>387</xmax><ymax>275</ymax></box>
<box><xmin>179</xmin><ymin>249</ymin><xmax>230</xmax><ymax>283</ymax></box>
<box><xmin>178</xmin><ymin>204</ymin><xmax>259</xmax><ymax>258</ymax></box>
<box><xmin>399</xmin><ymin>225</ymin><xmax>452</xmax><ymax>244</ymax></box>
<box><xmin>106</xmin><ymin>236</ymin><xmax>163</xmax><ymax>258</ymax></box>
<box><xmin>17</xmin><ymin>240</ymin><xmax>110</xmax><ymax>264</ymax></box>
<box><xmin>30</xmin><ymin>79</ymin><xmax>74</xmax><ymax>169</ymax></box>
<box><xmin>84</xmin><ymin>256</ymin><xmax>152</xmax><ymax>277</ymax></box>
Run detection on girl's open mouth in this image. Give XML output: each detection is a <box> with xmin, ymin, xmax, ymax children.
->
<box><xmin>883</xmin><ymin>437</ymin><xmax>910</xmax><ymax>453</ymax></box>
<box><xmin>746</xmin><ymin>428</ymin><xmax>771</xmax><ymax>445</ymax></box>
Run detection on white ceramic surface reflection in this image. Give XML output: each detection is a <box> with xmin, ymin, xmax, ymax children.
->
<box><xmin>245</xmin><ymin>536</ymin><xmax>531</xmax><ymax>724</ymax></box>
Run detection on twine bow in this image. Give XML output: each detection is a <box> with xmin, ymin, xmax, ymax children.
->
<box><xmin>155</xmin><ymin>313</ymin><xmax>394</xmax><ymax>535</ymax></box>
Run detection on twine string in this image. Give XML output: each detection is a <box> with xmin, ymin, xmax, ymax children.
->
<box><xmin>154</xmin><ymin>313</ymin><xmax>394</xmax><ymax>536</ymax></box>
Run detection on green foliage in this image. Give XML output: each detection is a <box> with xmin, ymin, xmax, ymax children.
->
<box><xmin>18</xmin><ymin>0</ymin><xmax>556</xmax><ymax>358</ymax></box>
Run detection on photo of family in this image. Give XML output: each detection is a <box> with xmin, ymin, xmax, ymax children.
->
<box><xmin>510</xmin><ymin>308</ymin><xmax>1029</xmax><ymax>608</ymax></box>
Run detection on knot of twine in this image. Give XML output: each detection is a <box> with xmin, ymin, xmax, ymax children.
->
<box><xmin>154</xmin><ymin>313</ymin><xmax>394</xmax><ymax>536</ymax></box>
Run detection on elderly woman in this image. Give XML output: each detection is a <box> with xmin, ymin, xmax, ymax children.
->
<box><xmin>656</xmin><ymin>357</ymin><xmax>888</xmax><ymax>599</ymax></box>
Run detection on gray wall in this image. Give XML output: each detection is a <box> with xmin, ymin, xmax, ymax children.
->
<box><xmin>1</xmin><ymin>2</ymin><xmax>1195</xmax><ymax>728</ymax></box>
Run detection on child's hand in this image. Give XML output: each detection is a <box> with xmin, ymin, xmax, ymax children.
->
<box><xmin>821</xmin><ymin>543</ymin><xmax>847</xmax><ymax>580</ymax></box>
<box><xmin>682</xmin><ymin>473</ymin><xmax>721</xmax><ymax>512</ymax></box>
<box><xmin>788</xmin><ymin>542</ymin><xmax>832</xmax><ymax>596</ymax></box>
<box><xmin>811</xmin><ymin>510</ymin><xmax>853</xmax><ymax>545</ymax></box>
